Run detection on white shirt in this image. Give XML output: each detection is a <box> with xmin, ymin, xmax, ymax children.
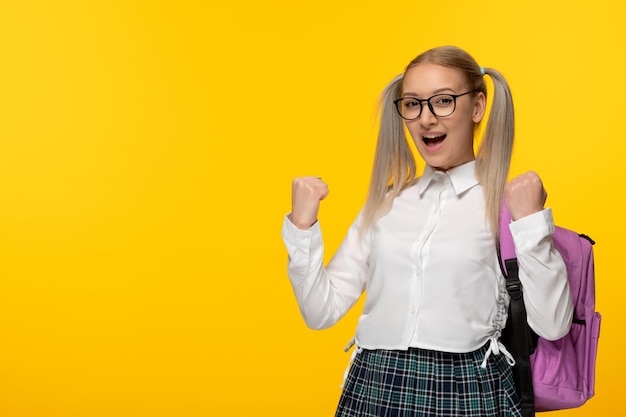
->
<box><xmin>282</xmin><ymin>161</ymin><xmax>573</xmax><ymax>354</ymax></box>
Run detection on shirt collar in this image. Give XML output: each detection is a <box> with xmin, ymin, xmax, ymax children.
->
<box><xmin>416</xmin><ymin>160</ymin><xmax>479</xmax><ymax>196</ymax></box>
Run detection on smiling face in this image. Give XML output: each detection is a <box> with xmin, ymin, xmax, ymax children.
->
<box><xmin>402</xmin><ymin>63</ymin><xmax>486</xmax><ymax>171</ymax></box>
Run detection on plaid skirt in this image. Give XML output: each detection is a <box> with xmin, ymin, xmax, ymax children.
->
<box><xmin>335</xmin><ymin>343</ymin><xmax>522</xmax><ymax>417</ymax></box>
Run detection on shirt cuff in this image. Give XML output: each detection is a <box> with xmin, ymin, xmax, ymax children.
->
<box><xmin>508</xmin><ymin>208</ymin><xmax>555</xmax><ymax>246</ymax></box>
<box><xmin>282</xmin><ymin>214</ymin><xmax>323</xmax><ymax>249</ymax></box>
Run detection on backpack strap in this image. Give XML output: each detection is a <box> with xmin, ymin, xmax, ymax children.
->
<box><xmin>498</xmin><ymin>204</ymin><xmax>536</xmax><ymax>417</ymax></box>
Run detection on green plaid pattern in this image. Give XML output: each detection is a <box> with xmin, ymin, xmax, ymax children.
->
<box><xmin>336</xmin><ymin>344</ymin><xmax>522</xmax><ymax>417</ymax></box>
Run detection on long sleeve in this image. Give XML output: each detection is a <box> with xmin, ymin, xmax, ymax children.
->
<box><xmin>282</xmin><ymin>214</ymin><xmax>369</xmax><ymax>330</ymax></box>
<box><xmin>510</xmin><ymin>208</ymin><xmax>574</xmax><ymax>340</ymax></box>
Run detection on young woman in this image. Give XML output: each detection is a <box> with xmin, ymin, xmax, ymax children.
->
<box><xmin>282</xmin><ymin>46</ymin><xmax>573</xmax><ymax>416</ymax></box>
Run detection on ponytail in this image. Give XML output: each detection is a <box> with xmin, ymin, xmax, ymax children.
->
<box><xmin>360</xmin><ymin>74</ymin><xmax>416</xmax><ymax>232</ymax></box>
<box><xmin>475</xmin><ymin>68</ymin><xmax>515</xmax><ymax>239</ymax></box>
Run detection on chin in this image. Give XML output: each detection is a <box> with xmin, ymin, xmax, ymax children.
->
<box><xmin>422</xmin><ymin>157</ymin><xmax>451</xmax><ymax>171</ymax></box>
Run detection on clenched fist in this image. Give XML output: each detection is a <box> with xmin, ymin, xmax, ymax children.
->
<box><xmin>505</xmin><ymin>171</ymin><xmax>547</xmax><ymax>221</ymax></box>
<box><xmin>290</xmin><ymin>176</ymin><xmax>330</xmax><ymax>230</ymax></box>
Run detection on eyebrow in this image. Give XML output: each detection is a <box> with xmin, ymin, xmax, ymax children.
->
<box><xmin>402</xmin><ymin>87</ymin><xmax>456</xmax><ymax>97</ymax></box>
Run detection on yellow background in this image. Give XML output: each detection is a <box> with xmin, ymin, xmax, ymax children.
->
<box><xmin>0</xmin><ymin>1</ymin><xmax>623</xmax><ymax>416</ymax></box>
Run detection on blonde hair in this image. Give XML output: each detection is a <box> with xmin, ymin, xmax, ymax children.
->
<box><xmin>360</xmin><ymin>46</ymin><xmax>515</xmax><ymax>238</ymax></box>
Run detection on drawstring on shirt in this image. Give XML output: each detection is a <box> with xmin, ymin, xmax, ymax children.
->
<box><xmin>340</xmin><ymin>337</ymin><xmax>362</xmax><ymax>388</ymax></box>
<box><xmin>480</xmin><ymin>335</ymin><xmax>515</xmax><ymax>368</ymax></box>
<box><xmin>479</xmin><ymin>275</ymin><xmax>515</xmax><ymax>368</ymax></box>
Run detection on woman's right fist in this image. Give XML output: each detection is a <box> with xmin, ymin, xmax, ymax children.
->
<box><xmin>290</xmin><ymin>176</ymin><xmax>329</xmax><ymax>230</ymax></box>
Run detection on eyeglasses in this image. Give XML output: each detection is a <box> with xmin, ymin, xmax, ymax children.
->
<box><xmin>393</xmin><ymin>90</ymin><xmax>477</xmax><ymax>120</ymax></box>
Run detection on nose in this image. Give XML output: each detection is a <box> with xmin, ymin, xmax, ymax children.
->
<box><xmin>419</xmin><ymin>103</ymin><xmax>437</xmax><ymax>126</ymax></box>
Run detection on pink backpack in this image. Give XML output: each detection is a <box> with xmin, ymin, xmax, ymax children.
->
<box><xmin>498</xmin><ymin>206</ymin><xmax>601</xmax><ymax>416</ymax></box>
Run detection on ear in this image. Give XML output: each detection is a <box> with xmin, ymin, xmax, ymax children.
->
<box><xmin>472</xmin><ymin>92</ymin><xmax>486</xmax><ymax>123</ymax></box>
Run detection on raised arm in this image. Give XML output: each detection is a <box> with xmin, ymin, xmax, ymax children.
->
<box><xmin>283</xmin><ymin>177</ymin><xmax>369</xmax><ymax>329</ymax></box>
<box><xmin>505</xmin><ymin>171</ymin><xmax>574</xmax><ymax>340</ymax></box>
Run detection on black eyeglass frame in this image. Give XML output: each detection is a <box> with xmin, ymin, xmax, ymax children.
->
<box><xmin>393</xmin><ymin>89</ymin><xmax>478</xmax><ymax>120</ymax></box>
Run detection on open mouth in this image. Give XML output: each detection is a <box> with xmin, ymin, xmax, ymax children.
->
<box><xmin>423</xmin><ymin>133</ymin><xmax>446</xmax><ymax>148</ymax></box>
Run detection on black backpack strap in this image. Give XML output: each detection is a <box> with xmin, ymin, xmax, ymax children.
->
<box><xmin>501</xmin><ymin>257</ymin><xmax>536</xmax><ymax>417</ymax></box>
